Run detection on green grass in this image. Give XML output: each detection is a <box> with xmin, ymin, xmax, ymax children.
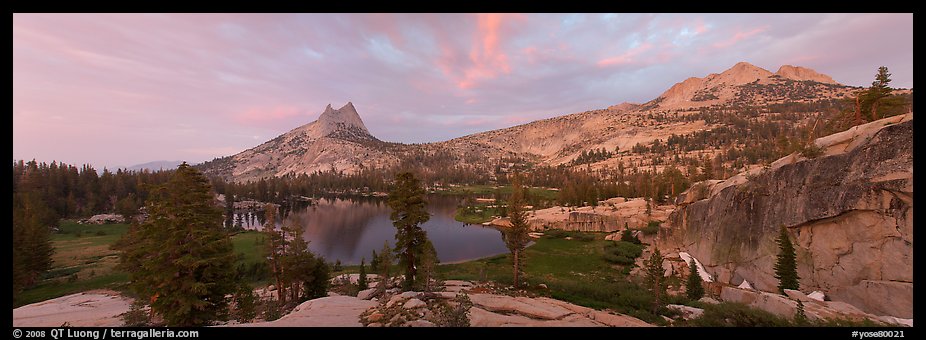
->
<box><xmin>53</xmin><ymin>220</ymin><xmax>130</xmax><ymax>246</ymax></box>
<box><xmin>454</xmin><ymin>204</ymin><xmax>502</xmax><ymax>224</ymax></box>
<box><xmin>17</xmin><ymin>272</ymin><xmax>130</xmax><ymax>307</ymax></box>
<box><xmin>16</xmin><ymin>222</ymin><xmax>274</xmax><ymax>307</ymax></box>
<box><xmin>230</xmin><ymin>231</ymin><xmax>267</xmax><ymax>265</ymax></box>
<box><xmin>436</xmin><ymin>232</ymin><xmax>665</xmax><ymax>324</ymax></box>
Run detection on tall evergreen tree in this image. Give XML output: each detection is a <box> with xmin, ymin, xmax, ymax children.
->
<box><xmin>685</xmin><ymin>258</ymin><xmax>705</xmax><ymax>300</ymax></box>
<box><xmin>774</xmin><ymin>226</ymin><xmax>800</xmax><ymax>293</ymax></box>
<box><xmin>387</xmin><ymin>172</ymin><xmax>431</xmax><ymax>290</ymax></box>
<box><xmin>262</xmin><ymin>205</ymin><xmax>286</xmax><ymax>304</ymax></box>
<box><xmin>358</xmin><ymin>258</ymin><xmax>368</xmax><ymax>290</ymax></box>
<box><xmin>115</xmin><ymin>163</ymin><xmax>239</xmax><ymax>326</ymax></box>
<box><xmin>866</xmin><ymin>66</ymin><xmax>893</xmax><ymax>121</ymax></box>
<box><xmin>280</xmin><ymin>219</ymin><xmax>329</xmax><ymax>304</ymax></box>
<box><xmin>224</xmin><ymin>190</ymin><xmax>235</xmax><ymax>230</ymax></box>
<box><xmin>377</xmin><ymin>241</ymin><xmax>394</xmax><ymax>295</ymax></box>
<box><xmin>503</xmin><ymin>172</ymin><xmax>531</xmax><ymax>288</ymax></box>
<box><xmin>370</xmin><ymin>249</ymin><xmax>380</xmax><ymax>273</ymax></box>
<box><xmin>12</xmin><ymin>192</ymin><xmax>56</xmax><ymax>302</ymax></box>
<box><xmin>644</xmin><ymin>248</ymin><xmax>667</xmax><ymax>313</ymax></box>
<box><xmin>418</xmin><ymin>240</ymin><xmax>439</xmax><ymax>292</ymax></box>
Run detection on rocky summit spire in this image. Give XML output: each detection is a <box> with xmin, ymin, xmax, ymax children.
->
<box><xmin>315</xmin><ymin>101</ymin><xmax>371</xmax><ymax>137</ymax></box>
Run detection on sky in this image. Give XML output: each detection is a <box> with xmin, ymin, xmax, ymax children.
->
<box><xmin>13</xmin><ymin>13</ymin><xmax>913</xmax><ymax>169</ymax></box>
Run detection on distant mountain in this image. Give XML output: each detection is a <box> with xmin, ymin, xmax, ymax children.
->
<box><xmin>127</xmin><ymin>160</ymin><xmax>183</xmax><ymax>171</ymax></box>
<box><xmin>649</xmin><ymin>61</ymin><xmax>849</xmax><ymax>110</ymax></box>
<box><xmin>200</xmin><ymin>62</ymin><xmax>868</xmax><ymax>182</ymax></box>
<box><xmin>199</xmin><ymin>102</ymin><xmax>404</xmax><ymax>181</ymax></box>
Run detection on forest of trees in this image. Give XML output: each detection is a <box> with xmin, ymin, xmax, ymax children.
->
<box><xmin>12</xmin><ymin>160</ymin><xmax>175</xmax><ymax>220</ymax></box>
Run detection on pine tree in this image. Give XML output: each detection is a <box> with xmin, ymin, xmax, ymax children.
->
<box><xmin>644</xmin><ymin>248</ymin><xmax>667</xmax><ymax>313</ymax></box>
<box><xmin>280</xmin><ymin>219</ymin><xmax>329</xmax><ymax>304</ymax></box>
<box><xmin>224</xmin><ymin>190</ymin><xmax>235</xmax><ymax>230</ymax></box>
<box><xmin>262</xmin><ymin>205</ymin><xmax>287</xmax><ymax>305</ymax></box>
<box><xmin>115</xmin><ymin>163</ymin><xmax>239</xmax><ymax>326</ymax></box>
<box><xmin>387</xmin><ymin>172</ymin><xmax>431</xmax><ymax>290</ymax></box>
<box><xmin>866</xmin><ymin>66</ymin><xmax>893</xmax><ymax>121</ymax></box>
<box><xmin>685</xmin><ymin>258</ymin><xmax>705</xmax><ymax>300</ymax></box>
<box><xmin>12</xmin><ymin>192</ymin><xmax>55</xmax><ymax>302</ymax></box>
<box><xmin>418</xmin><ymin>240</ymin><xmax>439</xmax><ymax>292</ymax></box>
<box><xmin>370</xmin><ymin>249</ymin><xmax>380</xmax><ymax>273</ymax></box>
<box><xmin>774</xmin><ymin>226</ymin><xmax>800</xmax><ymax>293</ymax></box>
<box><xmin>503</xmin><ymin>172</ymin><xmax>531</xmax><ymax>288</ymax></box>
<box><xmin>358</xmin><ymin>258</ymin><xmax>368</xmax><ymax>290</ymax></box>
<box><xmin>377</xmin><ymin>241</ymin><xmax>394</xmax><ymax>294</ymax></box>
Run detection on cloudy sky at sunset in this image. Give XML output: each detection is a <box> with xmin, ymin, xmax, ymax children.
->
<box><xmin>13</xmin><ymin>13</ymin><xmax>913</xmax><ymax>168</ymax></box>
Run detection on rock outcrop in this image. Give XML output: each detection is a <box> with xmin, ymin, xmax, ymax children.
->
<box><xmin>522</xmin><ymin>198</ymin><xmax>673</xmax><ymax>232</ymax></box>
<box><xmin>240</xmin><ymin>296</ymin><xmax>377</xmax><ymax>327</ymax></box>
<box><xmin>13</xmin><ymin>291</ymin><xmax>133</xmax><ymax>327</ymax></box>
<box><xmin>720</xmin><ymin>286</ymin><xmax>911</xmax><ymax>326</ymax></box>
<box><xmin>358</xmin><ymin>281</ymin><xmax>652</xmax><ymax>327</ymax></box>
<box><xmin>662</xmin><ymin>113</ymin><xmax>913</xmax><ymax>318</ymax></box>
<box><xmin>775</xmin><ymin>65</ymin><xmax>839</xmax><ymax>84</ymax></box>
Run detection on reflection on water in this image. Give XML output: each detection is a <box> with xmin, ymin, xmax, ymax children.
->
<box><xmin>236</xmin><ymin>195</ymin><xmax>509</xmax><ymax>265</ymax></box>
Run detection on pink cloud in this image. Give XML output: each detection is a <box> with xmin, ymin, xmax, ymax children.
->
<box><xmin>597</xmin><ymin>42</ymin><xmax>653</xmax><ymax>67</ymax></box>
<box><xmin>455</xmin><ymin>13</ymin><xmax>525</xmax><ymax>89</ymax></box>
<box><xmin>694</xmin><ymin>18</ymin><xmax>709</xmax><ymax>34</ymax></box>
<box><xmin>235</xmin><ymin>106</ymin><xmax>307</xmax><ymax>125</ymax></box>
<box><xmin>712</xmin><ymin>26</ymin><xmax>769</xmax><ymax>49</ymax></box>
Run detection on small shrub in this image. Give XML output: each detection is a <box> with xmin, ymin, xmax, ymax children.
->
<box><xmin>641</xmin><ymin>221</ymin><xmax>660</xmax><ymax>235</ymax></box>
<box><xmin>620</xmin><ymin>229</ymin><xmax>642</xmax><ymax>244</ymax></box>
<box><xmin>259</xmin><ymin>298</ymin><xmax>283</xmax><ymax>322</ymax></box>
<box><xmin>574</xmin><ymin>233</ymin><xmax>595</xmax><ymax>242</ymax></box>
<box><xmin>121</xmin><ymin>300</ymin><xmax>150</xmax><ymax>327</ymax></box>
<box><xmin>232</xmin><ymin>286</ymin><xmax>258</xmax><ymax>323</ymax></box>
<box><xmin>603</xmin><ymin>241</ymin><xmax>644</xmax><ymax>265</ymax></box>
<box><xmin>435</xmin><ymin>293</ymin><xmax>473</xmax><ymax>327</ymax></box>
<box><xmin>800</xmin><ymin>143</ymin><xmax>824</xmax><ymax>159</ymax></box>
<box><xmin>546</xmin><ymin>229</ymin><xmax>568</xmax><ymax>239</ymax></box>
<box><xmin>685</xmin><ymin>302</ymin><xmax>793</xmax><ymax>327</ymax></box>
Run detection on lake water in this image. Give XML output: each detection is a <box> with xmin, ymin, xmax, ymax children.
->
<box><xmin>235</xmin><ymin>195</ymin><xmax>509</xmax><ymax>265</ymax></box>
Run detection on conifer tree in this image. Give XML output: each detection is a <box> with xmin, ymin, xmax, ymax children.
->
<box><xmin>224</xmin><ymin>190</ymin><xmax>235</xmax><ymax>229</ymax></box>
<box><xmin>262</xmin><ymin>205</ymin><xmax>286</xmax><ymax>304</ymax></box>
<box><xmin>115</xmin><ymin>163</ymin><xmax>239</xmax><ymax>326</ymax></box>
<box><xmin>686</xmin><ymin>258</ymin><xmax>705</xmax><ymax>300</ymax></box>
<box><xmin>774</xmin><ymin>226</ymin><xmax>800</xmax><ymax>293</ymax></box>
<box><xmin>503</xmin><ymin>172</ymin><xmax>531</xmax><ymax>288</ymax></box>
<box><xmin>370</xmin><ymin>249</ymin><xmax>379</xmax><ymax>273</ymax></box>
<box><xmin>418</xmin><ymin>240</ymin><xmax>439</xmax><ymax>292</ymax></box>
<box><xmin>377</xmin><ymin>241</ymin><xmax>394</xmax><ymax>295</ymax></box>
<box><xmin>12</xmin><ymin>192</ymin><xmax>55</xmax><ymax>302</ymax></box>
<box><xmin>358</xmin><ymin>258</ymin><xmax>368</xmax><ymax>290</ymax></box>
<box><xmin>387</xmin><ymin>172</ymin><xmax>431</xmax><ymax>290</ymax></box>
<box><xmin>644</xmin><ymin>248</ymin><xmax>667</xmax><ymax>313</ymax></box>
<box><xmin>280</xmin><ymin>219</ymin><xmax>329</xmax><ymax>303</ymax></box>
<box><xmin>866</xmin><ymin>66</ymin><xmax>893</xmax><ymax>120</ymax></box>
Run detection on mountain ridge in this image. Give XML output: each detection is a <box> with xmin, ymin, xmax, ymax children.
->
<box><xmin>199</xmin><ymin>62</ymin><xmax>862</xmax><ymax>182</ymax></box>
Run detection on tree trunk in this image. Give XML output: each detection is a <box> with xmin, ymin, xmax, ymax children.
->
<box><xmin>407</xmin><ymin>251</ymin><xmax>416</xmax><ymax>289</ymax></box>
<box><xmin>872</xmin><ymin>101</ymin><xmax>880</xmax><ymax>121</ymax></box>
<box><xmin>513</xmin><ymin>249</ymin><xmax>520</xmax><ymax>288</ymax></box>
<box><xmin>855</xmin><ymin>95</ymin><xmax>862</xmax><ymax>126</ymax></box>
